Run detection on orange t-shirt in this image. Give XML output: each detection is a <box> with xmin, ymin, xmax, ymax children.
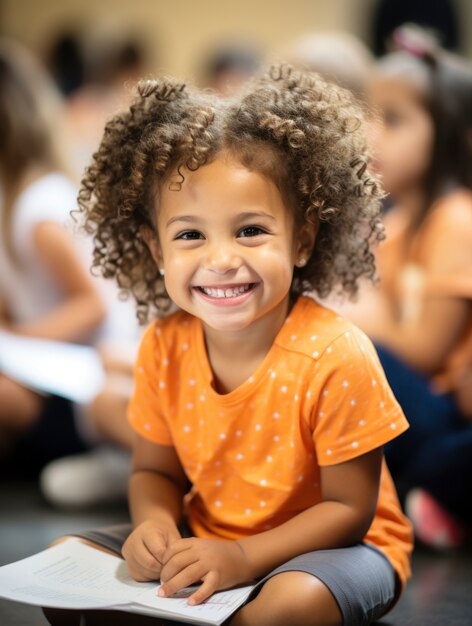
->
<box><xmin>128</xmin><ymin>296</ymin><xmax>413</xmax><ymax>588</ymax></box>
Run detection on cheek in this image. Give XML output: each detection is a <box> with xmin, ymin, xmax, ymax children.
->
<box><xmin>163</xmin><ymin>254</ymin><xmax>195</xmax><ymax>293</ymax></box>
<box><xmin>380</xmin><ymin>123</ymin><xmax>434</xmax><ymax>191</ymax></box>
<box><xmin>257</xmin><ymin>245</ymin><xmax>295</xmax><ymax>282</ymax></box>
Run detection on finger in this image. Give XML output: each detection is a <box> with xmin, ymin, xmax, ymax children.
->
<box><xmin>188</xmin><ymin>571</ymin><xmax>219</xmax><ymax>605</ymax></box>
<box><xmin>126</xmin><ymin>554</ymin><xmax>162</xmax><ymax>582</ymax></box>
<box><xmin>162</xmin><ymin>538</ymin><xmax>194</xmax><ymax>565</ymax></box>
<box><xmin>129</xmin><ymin>544</ymin><xmax>163</xmax><ymax>580</ymax></box>
<box><xmin>159</xmin><ymin>561</ymin><xmax>205</xmax><ymax>598</ymax></box>
<box><xmin>160</xmin><ymin>549</ymin><xmax>199</xmax><ymax>583</ymax></box>
<box><xmin>142</xmin><ymin>533</ymin><xmax>169</xmax><ymax>563</ymax></box>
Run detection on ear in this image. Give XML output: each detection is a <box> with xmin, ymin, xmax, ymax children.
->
<box><xmin>294</xmin><ymin>220</ymin><xmax>318</xmax><ymax>268</ymax></box>
<box><xmin>140</xmin><ymin>225</ymin><xmax>164</xmax><ymax>271</ymax></box>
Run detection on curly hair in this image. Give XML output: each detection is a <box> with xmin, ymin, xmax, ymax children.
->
<box><xmin>78</xmin><ymin>64</ymin><xmax>384</xmax><ymax>322</ymax></box>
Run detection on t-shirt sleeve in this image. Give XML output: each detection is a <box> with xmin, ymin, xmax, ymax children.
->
<box><xmin>127</xmin><ymin>322</ymin><xmax>174</xmax><ymax>445</ymax></box>
<box><xmin>311</xmin><ymin>329</ymin><xmax>409</xmax><ymax>466</ymax></box>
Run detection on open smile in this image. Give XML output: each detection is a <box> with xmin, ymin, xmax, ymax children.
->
<box><xmin>193</xmin><ymin>282</ymin><xmax>258</xmax><ymax>305</ymax></box>
<box><xmin>197</xmin><ymin>283</ymin><xmax>254</xmax><ymax>298</ymax></box>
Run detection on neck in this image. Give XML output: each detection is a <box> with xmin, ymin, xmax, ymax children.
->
<box><xmin>202</xmin><ymin>295</ymin><xmax>292</xmax><ymax>391</ymax></box>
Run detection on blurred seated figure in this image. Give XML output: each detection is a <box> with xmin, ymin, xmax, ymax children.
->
<box><xmin>36</xmin><ymin>25</ymin><xmax>151</xmax><ymax>507</ymax></box>
<box><xmin>337</xmin><ymin>25</ymin><xmax>472</xmax><ymax>549</ymax></box>
<box><xmin>286</xmin><ymin>31</ymin><xmax>374</xmax><ymax>100</ymax></box>
<box><xmin>0</xmin><ymin>39</ymin><xmax>106</xmax><ymax>475</ymax></box>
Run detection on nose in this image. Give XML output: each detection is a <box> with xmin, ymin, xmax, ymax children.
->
<box><xmin>203</xmin><ymin>240</ymin><xmax>242</xmax><ymax>274</ymax></box>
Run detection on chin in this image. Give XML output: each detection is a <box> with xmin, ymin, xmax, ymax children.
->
<box><xmin>202</xmin><ymin>313</ymin><xmax>256</xmax><ymax>333</ymax></box>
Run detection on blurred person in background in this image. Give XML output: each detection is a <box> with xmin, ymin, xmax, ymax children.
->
<box><xmin>37</xmin><ymin>26</ymin><xmax>149</xmax><ymax>509</ymax></box>
<box><xmin>56</xmin><ymin>23</ymin><xmax>147</xmax><ymax>177</ymax></box>
<box><xmin>0</xmin><ymin>39</ymin><xmax>106</xmax><ymax>475</ymax></box>
<box><xmin>200</xmin><ymin>41</ymin><xmax>262</xmax><ymax>97</ymax></box>
<box><xmin>47</xmin><ymin>31</ymin><xmax>85</xmax><ymax>98</ymax></box>
<box><xmin>286</xmin><ymin>31</ymin><xmax>374</xmax><ymax>101</ymax></box>
<box><xmin>372</xmin><ymin>0</ymin><xmax>459</xmax><ymax>56</ymax></box>
<box><xmin>340</xmin><ymin>25</ymin><xmax>472</xmax><ymax>549</ymax></box>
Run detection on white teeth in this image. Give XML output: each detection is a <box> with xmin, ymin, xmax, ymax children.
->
<box><xmin>201</xmin><ymin>284</ymin><xmax>251</xmax><ymax>298</ymax></box>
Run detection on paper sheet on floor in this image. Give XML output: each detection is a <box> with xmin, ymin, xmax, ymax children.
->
<box><xmin>0</xmin><ymin>540</ymin><xmax>253</xmax><ymax>625</ymax></box>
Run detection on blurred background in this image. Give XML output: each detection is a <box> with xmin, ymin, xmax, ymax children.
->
<box><xmin>2</xmin><ymin>0</ymin><xmax>472</xmax><ymax>78</ymax></box>
<box><xmin>2</xmin><ymin>0</ymin><xmax>472</xmax><ymax>80</ymax></box>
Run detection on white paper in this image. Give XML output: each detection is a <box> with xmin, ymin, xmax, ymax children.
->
<box><xmin>0</xmin><ymin>331</ymin><xmax>105</xmax><ymax>403</ymax></box>
<box><xmin>0</xmin><ymin>540</ymin><xmax>253</xmax><ymax>625</ymax></box>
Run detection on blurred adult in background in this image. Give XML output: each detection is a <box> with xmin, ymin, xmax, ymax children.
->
<box><xmin>341</xmin><ymin>25</ymin><xmax>472</xmax><ymax>549</ymax></box>
<box><xmin>286</xmin><ymin>31</ymin><xmax>374</xmax><ymax>100</ymax></box>
<box><xmin>0</xmin><ymin>39</ymin><xmax>106</xmax><ymax>474</ymax></box>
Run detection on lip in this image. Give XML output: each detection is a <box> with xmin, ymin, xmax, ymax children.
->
<box><xmin>192</xmin><ymin>282</ymin><xmax>258</xmax><ymax>307</ymax></box>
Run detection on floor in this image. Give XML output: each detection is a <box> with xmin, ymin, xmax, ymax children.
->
<box><xmin>0</xmin><ymin>480</ymin><xmax>471</xmax><ymax>626</ymax></box>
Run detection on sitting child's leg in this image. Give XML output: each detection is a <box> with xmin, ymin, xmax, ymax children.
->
<box><xmin>230</xmin><ymin>571</ymin><xmax>342</xmax><ymax>626</ymax></box>
<box><xmin>231</xmin><ymin>544</ymin><xmax>396</xmax><ymax>626</ymax></box>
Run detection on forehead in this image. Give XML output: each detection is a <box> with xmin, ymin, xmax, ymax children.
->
<box><xmin>369</xmin><ymin>76</ymin><xmax>426</xmax><ymax>109</ymax></box>
<box><xmin>158</xmin><ymin>154</ymin><xmax>291</xmax><ymax>220</ymax></box>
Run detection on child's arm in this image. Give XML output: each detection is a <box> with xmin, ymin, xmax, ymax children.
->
<box><xmin>158</xmin><ymin>447</ymin><xmax>382</xmax><ymax>604</ymax></box>
<box><xmin>6</xmin><ymin>222</ymin><xmax>106</xmax><ymax>342</ymax></box>
<box><xmin>122</xmin><ymin>433</ymin><xmax>190</xmax><ymax>582</ymax></box>
<box><xmin>364</xmin><ymin>295</ymin><xmax>469</xmax><ymax>375</ymax></box>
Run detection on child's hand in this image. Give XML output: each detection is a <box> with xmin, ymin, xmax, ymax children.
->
<box><xmin>159</xmin><ymin>538</ymin><xmax>252</xmax><ymax>605</ymax></box>
<box><xmin>122</xmin><ymin>520</ymin><xmax>181</xmax><ymax>582</ymax></box>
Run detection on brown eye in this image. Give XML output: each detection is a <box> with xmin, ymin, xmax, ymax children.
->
<box><xmin>175</xmin><ymin>230</ymin><xmax>204</xmax><ymax>240</ymax></box>
<box><xmin>238</xmin><ymin>226</ymin><xmax>266</xmax><ymax>238</ymax></box>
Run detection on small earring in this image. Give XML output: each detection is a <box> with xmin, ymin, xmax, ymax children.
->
<box><xmin>297</xmin><ymin>258</ymin><xmax>306</xmax><ymax>267</ymax></box>
<box><xmin>159</xmin><ymin>268</ymin><xmax>165</xmax><ymax>277</ymax></box>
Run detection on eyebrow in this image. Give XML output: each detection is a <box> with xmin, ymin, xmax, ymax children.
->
<box><xmin>165</xmin><ymin>211</ymin><xmax>277</xmax><ymax>228</ymax></box>
<box><xmin>237</xmin><ymin>211</ymin><xmax>277</xmax><ymax>223</ymax></box>
<box><xmin>165</xmin><ymin>215</ymin><xmax>199</xmax><ymax>228</ymax></box>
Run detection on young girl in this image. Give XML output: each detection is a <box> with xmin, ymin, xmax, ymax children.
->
<box><xmin>0</xmin><ymin>39</ymin><xmax>106</xmax><ymax>469</ymax></box>
<box><xmin>52</xmin><ymin>66</ymin><xmax>412</xmax><ymax>626</ymax></box>
<box><xmin>342</xmin><ymin>26</ymin><xmax>472</xmax><ymax>548</ymax></box>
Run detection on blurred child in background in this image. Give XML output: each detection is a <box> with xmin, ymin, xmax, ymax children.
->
<box><xmin>35</xmin><ymin>26</ymin><xmax>147</xmax><ymax>507</ymax></box>
<box><xmin>342</xmin><ymin>25</ymin><xmax>472</xmax><ymax>548</ymax></box>
<box><xmin>0</xmin><ymin>39</ymin><xmax>106</xmax><ymax>473</ymax></box>
<box><xmin>286</xmin><ymin>31</ymin><xmax>374</xmax><ymax>100</ymax></box>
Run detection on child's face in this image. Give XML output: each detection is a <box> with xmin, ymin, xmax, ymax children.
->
<box><xmin>152</xmin><ymin>154</ymin><xmax>309</xmax><ymax>334</ymax></box>
<box><xmin>369</xmin><ymin>77</ymin><xmax>434</xmax><ymax>198</ymax></box>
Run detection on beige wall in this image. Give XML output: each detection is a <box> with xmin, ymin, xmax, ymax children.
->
<box><xmin>0</xmin><ymin>0</ymin><xmax>377</xmax><ymax>79</ymax></box>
